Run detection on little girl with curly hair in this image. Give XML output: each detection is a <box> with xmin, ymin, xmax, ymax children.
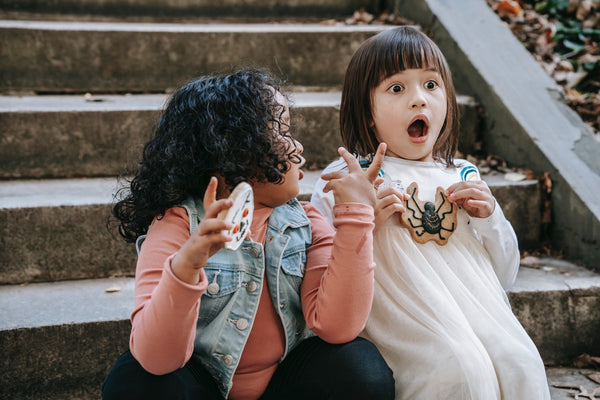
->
<box><xmin>101</xmin><ymin>69</ymin><xmax>394</xmax><ymax>400</ymax></box>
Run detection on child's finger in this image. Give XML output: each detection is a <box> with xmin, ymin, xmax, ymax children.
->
<box><xmin>204</xmin><ymin>197</ymin><xmax>233</xmax><ymax>220</ymax></box>
<box><xmin>201</xmin><ymin>232</ymin><xmax>234</xmax><ymax>248</ymax></box>
<box><xmin>380</xmin><ymin>202</ymin><xmax>405</xmax><ymax>219</ymax></box>
<box><xmin>365</xmin><ymin>142</ymin><xmax>386</xmax><ymax>182</ymax></box>
<box><xmin>322</xmin><ymin>180</ymin><xmax>338</xmax><ymax>193</ymax></box>
<box><xmin>447</xmin><ymin>186</ymin><xmax>485</xmax><ymax>203</ymax></box>
<box><xmin>320</xmin><ymin>170</ymin><xmax>347</xmax><ymax>182</ymax></box>
<box><xmin>377</xmin><ymin>193</ymin><xmax>406</xmax><ymax>212</ymax></box>
<box><xmin>196</xmin><ymin>218</ymin><xmax>233</xmax><ymax>236</ymax></box>
<box><xmin>464</xmin><ymin>199</ymin><xmax>489</xmax><ymax>209</ymax></box>
<box><xmin>337</xmin><ymin>147</ymin><xmax>363</xmax><ymax>173</ymax></box>
<box><xmin>203</xmin><ymin>177</ymin><xmax>219</xmax><ymax>210</ymax></box>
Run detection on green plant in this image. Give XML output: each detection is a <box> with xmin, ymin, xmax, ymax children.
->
<box><xmin>524</xmin><ymin>0</ymin><xmax>599</xmax><ymax>92</ymax></box>
<box><xmin>525</xmin><ymin>1</ymin><xmax>599</xmax><ymax>53</ymax></box>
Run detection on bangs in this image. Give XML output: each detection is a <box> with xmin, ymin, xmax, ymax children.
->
<box><xmin>371</xmin><ymin>29</ymin><xmax>446</xmax><ymax>86</ymax></box>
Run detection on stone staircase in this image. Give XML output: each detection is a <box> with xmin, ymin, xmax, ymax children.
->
<box><xmin>1</xmin><ymin>1</ymin><xmax>599</xmax><ymax>399</ymax></box>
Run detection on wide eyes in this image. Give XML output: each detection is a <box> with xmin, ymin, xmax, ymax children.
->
<box><xmin>386</xmin><ymin>80</ymin><xmax>439</xmax><ymax>93</ymax></box>
<box><xmin>424</xmin><ymin>80</ymin><xmax>439</xmax><ymax>90</ymax></box>
<box><xmin>387</xmin><ymin>83</ymin><xmax>403</xmax><ymax>93</ymax></box>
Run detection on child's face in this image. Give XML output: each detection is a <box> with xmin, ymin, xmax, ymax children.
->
<box><xmin>370</xmin><ymin>68</ymin><xmax>447</xmax><ymax>162</ymax></box>
<box><xmin>252</xmin><ymin>91</ymin><xmax>306</xmax><ymax>209</ymax></box>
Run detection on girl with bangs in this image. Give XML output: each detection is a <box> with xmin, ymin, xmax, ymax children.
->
<box><xmin>312</xmin><ymin>27</ymin><xmax>550</xmax><ymax>399</ymax></box>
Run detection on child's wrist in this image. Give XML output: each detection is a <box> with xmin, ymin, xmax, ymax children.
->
<box><xmin>170</xmin><ymin>253</ymin><xmax>202</xmax><ymax>285</ymax></box>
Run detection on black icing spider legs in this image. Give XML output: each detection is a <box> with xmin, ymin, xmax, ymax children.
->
<box><xmin>406</xmin><ymin>188</ymin><xmax>455</xmax><ymax>241</ymax></box>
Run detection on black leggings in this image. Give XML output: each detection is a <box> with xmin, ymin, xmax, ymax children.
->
<box><xmin>102</xmin><ymin>336</ymin><xmax>394</xmax><ymax>400</ymax></box>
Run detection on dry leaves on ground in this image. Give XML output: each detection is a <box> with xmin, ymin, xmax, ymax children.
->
<box><xmin>487</xmin><ymin>0</ymin><xmax>600</xmax><ymax>138</ymax></box>
<box><xmin>574</xmin><ymin>353</ymin><xmax>600</xmax><ymax>369</ymax></box>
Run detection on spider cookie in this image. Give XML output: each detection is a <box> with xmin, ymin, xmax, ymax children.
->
<box><xmin>219</xmin><ymin>182</ymin><xmax>253</xmax><ymax>251</ymax></box>
<box><xmin>400</xmin><ymin>182</ymin><xmax>457</xmax><ymax>246</ymax></box>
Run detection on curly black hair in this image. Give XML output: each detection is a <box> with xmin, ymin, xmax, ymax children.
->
<box><xmin>112</xmin><ymin>69</ymin><xmax>299</xmax><ymax>243</ymax></box>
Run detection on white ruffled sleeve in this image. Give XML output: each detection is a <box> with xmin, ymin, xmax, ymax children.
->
<box><xmin>469</xmin><ymin>203</ymin><xmax>520</xmax><ymax>290</ymax></box>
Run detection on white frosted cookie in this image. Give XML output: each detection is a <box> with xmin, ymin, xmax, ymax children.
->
<box><xmin>219</xmin><ymin>182</ymin><xmax>253</xmax><ymax>251</ymax></box>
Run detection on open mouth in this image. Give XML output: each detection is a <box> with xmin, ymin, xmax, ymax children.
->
<box><xmin>408</xmin><ymin>119</ymin><xmax>428</xmax><ymax>138</ymax></box>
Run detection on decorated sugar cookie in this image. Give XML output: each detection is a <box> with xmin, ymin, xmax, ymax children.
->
<box><xmin>219</xmin><ymin>182</ymin><xmax>253</xmax><ymax>251</ymax></box>
<box><xmin>400</xmin><ymin>182</ymin><xmax>457</xmax><ymax>245</ymax></box>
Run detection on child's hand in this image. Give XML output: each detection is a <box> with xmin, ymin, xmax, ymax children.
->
<box><xmin>446</xmin><ymin>180</ymin><xmax>496</xmax><ymax>219</ymax></box>
<box><xmin>171</xmin><ymin>177</ymin><xmax>234</xmax><ymax>285</ymax></box>
<box><xmin>373</xmin><ymin>183</ymin><xmax>409</xmax><ymax>235</ymax></box>
<box><xmin>320</xmin><ymin>143</ymin><xmax>386</xmax><ymax>207</ymax></box>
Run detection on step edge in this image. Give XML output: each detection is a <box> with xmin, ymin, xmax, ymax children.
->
<box><xmin>0</xmin><ymin>19</ymin><xmax>392</xmax><ymax>32</ymax></box>
<box><xmin>2</xmin><ymin>257</ymin><xmax>596</xmax><ymax>331</ymax></box>
<box><xmin>0</xmin><ymin>173</ymin><xmax>539</xmax><ymax>209</ymax></box>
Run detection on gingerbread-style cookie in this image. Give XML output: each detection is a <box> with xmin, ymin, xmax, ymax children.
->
<box><xmin>219</xmin><ymin>182</ymin><xmax>253</xmax><ymax>251</ymax></box>
<box><xmin>400</xmin><ymin>182</ymin><xmax>457</xmax><ymax>245</ymax></box>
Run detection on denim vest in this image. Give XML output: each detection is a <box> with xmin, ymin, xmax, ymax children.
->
<box><xmin>178</xmin><ymin>196</ymin><xmax>314</xmax><ymax>397</ymax></box>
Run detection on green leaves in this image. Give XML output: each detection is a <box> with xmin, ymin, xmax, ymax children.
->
<box><xmin>527</xmin><ymin>0</ymin><xmax>599</xmax><ymax>57</ymax></box>
<box><xmin>533</xmin><ymin>0</ymin><xmax>571</xmax><ymax>15</ymax></box>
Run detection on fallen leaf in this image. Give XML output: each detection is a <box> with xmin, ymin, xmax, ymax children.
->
<box><xmin>319</xmin><ymin>19</ymin><xmax>338</xmax><ymax>26</ymax></box>
<box><xmin>541</xmin><ymin>172</ymin><xmax>553</xmax><ymax>195</ymax></box>
<box><xmin>504</xmin><ymin>172</ymin><xmax>527</xmax><ymax>181</ymax></box>
<box><xmin>586</xmin><ymin>372</ymin><xmax>600</xmax><ymax>385</ymax></box>
<box><xmin>576</xmin><ymin>0</ymin><xmax>594</xmax><ymax>21</ymax></box>
<box><xmin>105</xmin><ymin>285</ymin><xmax>121</xmax><ymax>293</ymax></box>
<box><xmin>496</xmin><ymin>0</ymin><xmax>523</xmax><ymax>17</ymax></box>
<box><xmin>573</xmin><ymin>353</ymin><xmax>600</xmax><ymax>368</ymax></box>
<box><xmin>345</xmin><ymin>8</ymin><xmax>374</xmax><ymax>25</ymax></box>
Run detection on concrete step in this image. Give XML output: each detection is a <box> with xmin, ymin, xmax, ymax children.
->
<box><xmin>0</xmin><ymin>172</ymin><xmax>540</xmax><ymax>285</ymax></box>
<box><xmin>0</xmin><ymin>178</ymin><xmax>137</xmax><ymax>285</ymax></box>
<box><xmin>509</xmin><ymin>257</ymin><xmax>600</xmax><ymax>365</ymax></box>
<box><xmin>547</xmin><ymin>367</ymin><xmax>600</xmax><ymax>399</ymax></box>
<box><xmin>0</xmin><ymin>92</ymin><xmax>481</xmax><ymax>178</ymax></box>
<box><xmin>0</xmin><ymin>20</ymin><xmax>390</xmax><ymax>94</ymax></box>
<box><xmin>0</xmin><ymin>0</ymin><xmax>380</xmax><ymax>20</ymax></box>
<box><xmin>1</xmin><ymin>259</ymin><xmax>598</xmax><ymax>399</ymax></box>
<box><xmin>0</xmin><ymin>277</ymin><xmax>132</xmax><ymax>400</ymax></box>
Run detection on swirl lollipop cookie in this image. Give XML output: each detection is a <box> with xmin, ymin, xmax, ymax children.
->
<box><xmin>219</xmin><ymin>182</ymin><xmax>253</xmax><ymax>251</ymax></box>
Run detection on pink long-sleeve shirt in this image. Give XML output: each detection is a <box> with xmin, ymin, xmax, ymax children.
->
<box><xmin>129</xmin><ymin>201</ymin><xmax>375</xmax><ymax>399</ymax></box>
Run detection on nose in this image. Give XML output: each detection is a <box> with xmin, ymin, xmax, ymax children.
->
<box><xmin>294</xmin><ymin>139</ymin><xmax>304</xmax><ymax>155</ymax></box>
<box><xmin>293</xmin><ymin>139</ymin><xmax>306</xmax><ymax>166</ymax></box>
<box><xmin>410</xmin><ymin>88</ymin><xmax>427</xmax><ymax>109</ymax></box>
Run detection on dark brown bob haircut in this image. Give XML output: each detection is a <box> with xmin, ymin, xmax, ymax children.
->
<box><xmin>340</xmin><ymin>26</ymin><xmax>459</xmax><ymax>165</ymax></box>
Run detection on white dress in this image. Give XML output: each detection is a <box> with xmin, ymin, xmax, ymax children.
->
<box><xmin>311</xmin><ymin>156</ymin><xmax>550</xmax><ymax>400</ymax></box>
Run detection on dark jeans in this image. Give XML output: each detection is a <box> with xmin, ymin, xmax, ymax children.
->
<box><xmin>102</xmin><ymin>336</ymin><xmax>394</xmax><ymax>399</ymax></box>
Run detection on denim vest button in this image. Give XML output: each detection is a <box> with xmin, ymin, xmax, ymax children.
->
<box><xmin>236</xmin><ymin>318</ymin><xmax>249</xmax><ymax>330</ymax></box>
<box><xmin>247</xmin><ymin>281</ymin><xmax>258</xmax><ymax>292</ymax></box>
<box><xmin>207</xmin><ymin>282</ymin><xmax>219</xmax><ymax>295</ymax></box>
<box><xmin>250</xmin><ymin>247</ymin><xmax>261</xmax><ymax>258</ymax></box>
<box><xmin>223</xmin><ymin>354</ymin><xmax>234</xmax><ymax>366</ymax></box>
